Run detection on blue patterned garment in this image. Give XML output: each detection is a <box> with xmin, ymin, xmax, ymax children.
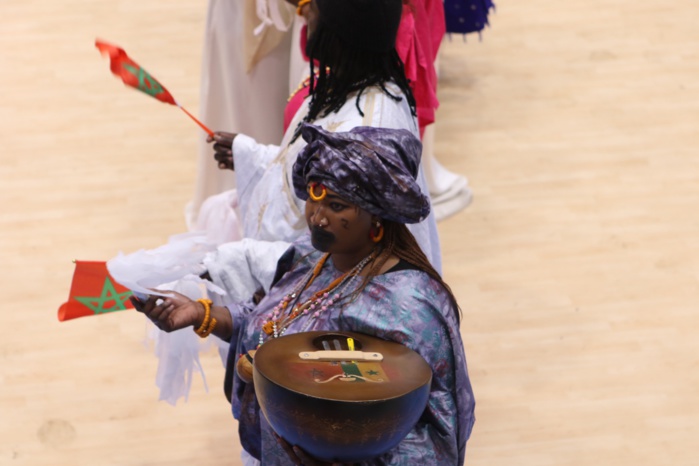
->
<box><xmin>225</xmin><ymin>235</ymin><xmax>475</xmax><ymax>465</ymax></box>
<box><xmin>444</xmin><ymin>0</ymin><xmax>495</xmax><ymax>36</ymax></box>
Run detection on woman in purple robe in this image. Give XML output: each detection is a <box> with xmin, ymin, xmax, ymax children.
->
<box><xmin>133</xmin><ymin>124</ymin><xmax>475</xmax><ymax>465</ymax></box>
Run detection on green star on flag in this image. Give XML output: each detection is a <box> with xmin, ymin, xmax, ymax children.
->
<box><xmin>74</xmin><ymin>276</ymin><xmax>133</xmax><ymax>314</ymax></box>
<box><xmin>122</xmin><ymin>63</ymin><xmax>167</xmax><ymax>99</ymax></box>
<box><xmin>58</xmin><ymin>261</ymin><xmax>135</xmax><ymax>321</ymax></box>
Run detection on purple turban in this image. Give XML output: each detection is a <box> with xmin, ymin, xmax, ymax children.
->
<box><xmin>292</xmin><ymin>124</ymin><xmax>430</xmax><ymax>224</ymax></box>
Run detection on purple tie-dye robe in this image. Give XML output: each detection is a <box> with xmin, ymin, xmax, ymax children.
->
<box><xmin>225</xmin><ymin>235</ymin><xmax>475</xmax><ymax>465</ymax></box>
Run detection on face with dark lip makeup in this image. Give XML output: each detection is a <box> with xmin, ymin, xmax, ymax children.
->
<box><xmin>305</xmin><ymin>183</ymin><xmax>377</xmax><ymax>260</ymax></box>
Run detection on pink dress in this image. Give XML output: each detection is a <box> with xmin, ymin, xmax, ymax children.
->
<box><xmin>395</xmin><ymin>0</ymin><xmax>444</xmax><ymax>136</ymax></box>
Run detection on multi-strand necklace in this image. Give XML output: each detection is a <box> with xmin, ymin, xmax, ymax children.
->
<box><xmin>258</xmin><ymin>250</ymin><xmax>376</xmax><ymax>347</ymax></box>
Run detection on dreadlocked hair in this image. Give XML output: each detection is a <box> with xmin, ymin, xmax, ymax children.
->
<box><xmin>348</xmin><ymin>221</ymin><xmax>462</xmax><ymax>323</ymax></box>
<box><xmin>292</xmin><ymin>23</ymin><xmax>417</xmax><ymax>141</ymax></box>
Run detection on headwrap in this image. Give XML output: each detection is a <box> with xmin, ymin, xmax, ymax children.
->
<box><xmin>315</xmin><ymin>0</ymin><xmax>403</xmax><ymax>52</ymax></box>
<box><xmin>292</xmin><ymin>124</ymin><xmax>430</xmax><ymax>224</ymax></box>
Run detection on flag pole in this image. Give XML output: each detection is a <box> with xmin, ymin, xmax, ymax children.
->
<box><xmin>177</xmin><ymin>103</ymin><xmax>214</xmax><ymax>137</ymax></box>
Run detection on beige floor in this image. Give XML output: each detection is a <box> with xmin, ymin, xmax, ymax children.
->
<box><xmin>1</xmin><ymin>1</ymin><xmax>698</xmax><ymax>465</ymax></box>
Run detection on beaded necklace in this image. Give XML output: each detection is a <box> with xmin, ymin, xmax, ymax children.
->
<box><xmin>287</xmin><ymin>67</ymin><xmax>331</xmax><ymax>102</ymax></box>
<box><xmin>288</xmin><ymin>76</ymin><xmax>312</xmax><ymax>103</ymax></box>
<box><xmin>258</xmin><ymin>250</ymin><xmax>376</xmax><ymax>347</ymax></box>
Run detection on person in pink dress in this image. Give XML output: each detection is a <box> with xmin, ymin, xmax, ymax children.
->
<box><xmin>285</xmin><ymin>0</ymin><xmax>477</xmax><ymax>221</ymax></box>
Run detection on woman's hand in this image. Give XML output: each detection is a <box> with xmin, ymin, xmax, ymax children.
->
<box><xmin>274</xmin><ymin>433</ymin><xmax>344</xmax><ymax>466</ymax></box>
<box><xmin>207</xmin><ymin>131</ymin><xmax>237</xmax><ymax>170</ymax></box>
<box><xmin>130</xmin><ymin>291</ymin><xmax>204</xmax><ymax>333</ymax></box>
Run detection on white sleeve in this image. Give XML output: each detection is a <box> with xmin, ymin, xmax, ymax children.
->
<box><xmin>233</xmin><ymin>134</ymin><xmax>282</xmax><ymax>211</ymax></box>
<box><xmin>203</xmin><ymin>238</ymin><xmax>292</xmax><ymax>303</ymax></box>
<box><xmin>145</xmin><ymin>238</ymin><xmax>291</xmax><ymax>406</ymax></box>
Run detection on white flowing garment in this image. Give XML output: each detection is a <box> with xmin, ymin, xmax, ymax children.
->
<box><xmin>186</xmin><ymin>0</ymin><xmax>296</xmax><ymax>228</ymax></box>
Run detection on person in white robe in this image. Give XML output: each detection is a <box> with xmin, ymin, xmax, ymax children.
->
<box><xmin>186</xmin><ymin>0</ymin><xmax>300</xmax><ymax>232</ymax></box>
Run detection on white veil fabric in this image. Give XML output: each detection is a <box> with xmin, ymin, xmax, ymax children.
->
<box><xmin>108</xmin><ymin>232</ymin><xmax>290</xmax><ymax>404</ymax></box>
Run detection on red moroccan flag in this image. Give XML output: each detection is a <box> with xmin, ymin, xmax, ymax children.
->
<box><xmin>95</xmin><ymin>39</ymin><xmax>213</xmax><ymax>135</ymax></box>
<box><xmin>95</xmin><ymin>39</ymin><xmax>176</xmax><ymax>105</ymax></box>
<box><xmin>58</xmin><ymin>261</ymin><xmax>134</xmax><ymax>321</ymax></box>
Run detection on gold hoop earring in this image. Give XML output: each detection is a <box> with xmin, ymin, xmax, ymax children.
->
<box><xmin>308</xmin><ymin>182</ymin><xmax>327</xmax><ymax>201</ymax></box>
<box><xmin>370</xmin><ymin>222</ymin><xmax>384</xmax><ymax>243</ymax></box>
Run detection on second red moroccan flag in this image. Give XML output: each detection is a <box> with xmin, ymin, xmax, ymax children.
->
<box><xmin>95</xmin><ymin>39</ymin><xmax>176</xmax><ymax>105</ymax></box>
<box><xmin>95</xmin><ymin>39</ymin><xmax>213</xmax><ymax>136</ymax></box>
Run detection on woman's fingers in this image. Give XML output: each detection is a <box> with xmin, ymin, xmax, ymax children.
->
<box><xmin>212</xmin><ymin>144</ymin><xmax>233</xmax><ymax>169</ymax></box>
<box><xmin>133</xmin><ymin>291</ymin><xmax>200</xmax><ymax>332</ymax></box>
<box><xmin>214</xmin><ymin>158</ymin><xmax>233</xmax><ymax>169</ymax></box>
<box><xmin>274</xmin><ymin>433</ymin><xmax>300</xmax><ymax>465</ymax></box>
<box><xmin>215</xmin><ymin>131</ymin><xmax>236</xmax><ymax>142</ymax></box>
<box><xmin>214</xmin><ymin>155</ymin><xmax>233</xmax><ymax>170</ymax></box>
<box><xmin>213</xmin><ymin>151</ymin><xmax>232</xmax><ymax>163</ymax></box>
<box><xmin>139</xmin><ymin>295</ymin><xmax>170</xmax><ymax>323</ymax></box>
<box><xmin>207</xmin><ymin>131</ymin><xmax>235</xmax><ymax>145</ymax></box>
<box><xmin>213</xmin><ymin>141</ymin><xmax>232</xmax><ymax>155</ymax></box>
<box><xmin>129</xmin><ymin>296</ymin><xmax>145</xmax><ymax>313</ymax></box>
<box><xmin>156</xmin><ymin>301</ymin><xmax>175</xmax><ymax>326</ymax></box>
<box><xmin>209</xmin><ymin>131</ymin><xmax>235</xmax><ymax>170</ymax></box>
<box><xmin>135</xmin><ymin>295</ymin><xmax>158</xmax><ymax>314</ymax></box>
<box><xmin>146</xmin><ymin>300</ymin><xmax>166</xmax><ymax>322</ymax></box>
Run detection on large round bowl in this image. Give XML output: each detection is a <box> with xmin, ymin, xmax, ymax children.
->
<box><xmin>252</xmin><ymin>331</ymin><xmax>432</xmax><ymax>463</ymax></box>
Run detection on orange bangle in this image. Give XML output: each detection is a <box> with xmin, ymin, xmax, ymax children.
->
<box><xmin>198</xmin><ymin>317</ymin><xmax>218</xmax><ymax>339</ymax></box>
<box><xmin>194</xmin><ymin>299</ymin><xmax>213</xmax><ymax>337</ymax></box>
<box><xmin>296</xmin><ymin>0</ymin><xmax>311</xmax><ymax>16</ymax></box>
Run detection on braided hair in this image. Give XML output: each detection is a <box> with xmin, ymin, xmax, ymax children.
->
<box><xmin>299</xmin><ymin>21</ymin><xmax>417</xmax><ymax>133</ymax></box>
<box><xmin>350</xmin><ymin>221</ymin><xmax>462</xmax><ymax>323</ymax></box>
